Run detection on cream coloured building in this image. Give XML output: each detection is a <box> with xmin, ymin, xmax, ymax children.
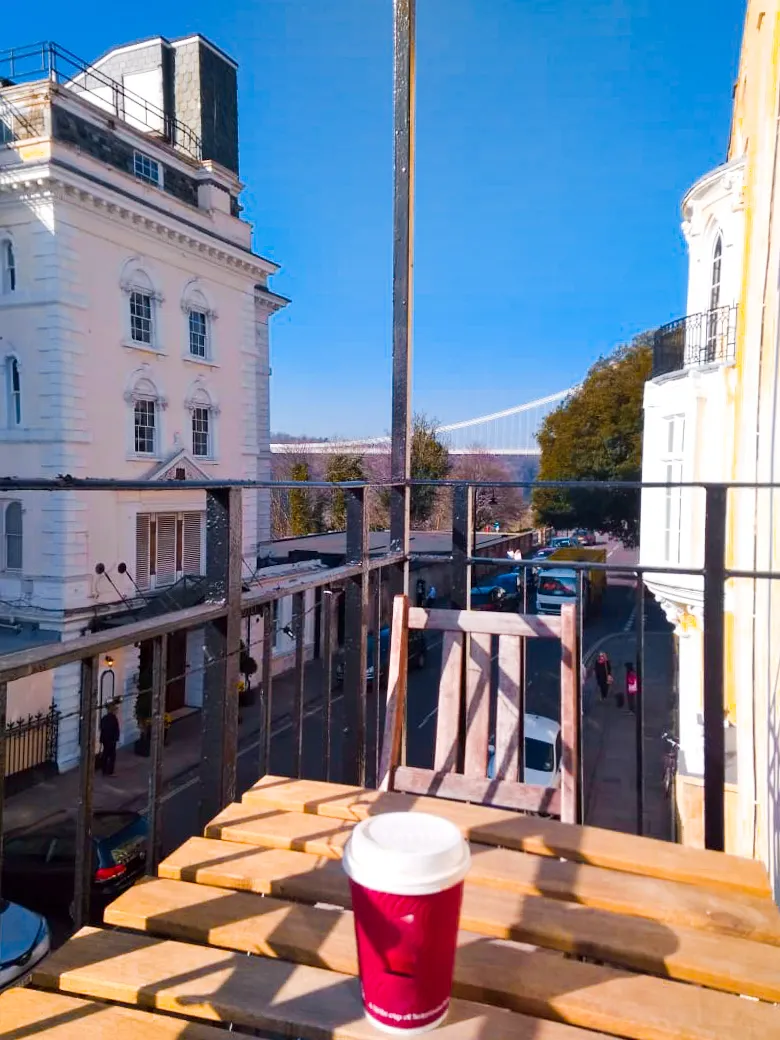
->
<box><xmin>641</xmin><ymin>1</ymin><xmax>780</xmax><ymax>899</ymax></box>
<box><xmin>0</xmin><ymin>36</ymin><xmax>290</xmax><ymax>767</ymax></box>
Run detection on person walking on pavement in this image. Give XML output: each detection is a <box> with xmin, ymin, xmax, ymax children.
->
<box><xmin>593</xmin><ymin>651</ymin><xmax>613</xmax><ymax>702</ymax></box>
<box><xmin>416</xmin><ymin>578</ymin><xmax>426</xmax><ymax>608</ymax></box>
<box><xmin>625</xmin><ymin>662</ymin><xmax>639</xmax><ymax>714</ymax></box>
<box><xmin>99</xmin><ymin>700</ymin><xmax>120</xmax><ymax>776</ymax></box>
<box><xmin>425</xmin><ymin>584</ymin><xmax>437</xmax><ymax>608</ymax></box>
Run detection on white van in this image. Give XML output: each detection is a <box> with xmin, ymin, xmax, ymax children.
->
<box><xmin>486</xmin><ymin>713</ymin><xmax>561</xmax><ymax>788</ymax></box>
<box><xmin>536</xmin><ymin>566</ymin><xmax>579</xmax><ymax>615</ymax></box>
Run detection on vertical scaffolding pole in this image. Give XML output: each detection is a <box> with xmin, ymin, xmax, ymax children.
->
<box><xmin>389</xmin><ymin>0</ymin><xmax>416</xmax><ymax>597</ymax></box>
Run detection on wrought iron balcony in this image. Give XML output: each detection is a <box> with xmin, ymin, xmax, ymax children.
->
<box><xmin>652</xmin><ymin>305</ymin><xmax>737</xmax><ymax>378</ymax></box>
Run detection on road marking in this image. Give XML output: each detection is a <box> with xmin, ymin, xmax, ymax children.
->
<box><xmin>623</xmin><ymin>607</ymin><xmax>636</xmax><ymax>632</ymax></box>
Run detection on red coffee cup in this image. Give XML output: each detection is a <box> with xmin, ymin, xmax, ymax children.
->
<box><xmin>342</xmin><ymin>812</ymin><xmax>471</xmax><ymax>1034</ymax></box>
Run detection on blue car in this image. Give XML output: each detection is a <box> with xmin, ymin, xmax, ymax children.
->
<box><xmin>471</xmin><ymin>569</ymin><xmax>524</xmax><ymax>611</ymax></box>
<box><xmin>0</xmin><ymin>899</ymin><xmax>51</xmax><ymax>991</ymax></box>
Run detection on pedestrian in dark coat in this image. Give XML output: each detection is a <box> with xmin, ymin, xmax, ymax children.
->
<box><xmin>593</xmin><ymin>652</ymin><xmax>613</xmax><ymax>701</ymax></box>
<box><xmin>99</xmin><ymin>701</ymin><xmax>120</xmax><ymax>776</ymax></box>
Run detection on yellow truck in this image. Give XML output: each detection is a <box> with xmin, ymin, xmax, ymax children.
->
<box><xmin>535</xmin><ymin>546</ymin><xmax>606</xmax><ymax>618</ymax></box>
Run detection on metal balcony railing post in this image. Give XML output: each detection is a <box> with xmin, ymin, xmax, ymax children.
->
<box><xmin>292</xmin><ymin>590</ymin><xmax>306</xmax><ymax>777</ymax></box>
<box><xmin>635</xmin><ymin>578</ymin><xmax>645</xmax><ymax>835</ymax></box>
<box><xmin>703</xmin><ymin>485</ymin><xmax>728</xmax><ymax>851</ymax></box>
<box><xmin>146</xmin><ymin>633</ymin><xmax>167</xmax><ymax>875</ymax></box>
<box><xmin>389</xmin><ymin>0</ymin><xmax>415</xmax><ymax>598</ymax></box>
<box><xmin>452</xmin><ymin>484</ymin><xmax>473</xmax><ymax>776</ymax></box>
<box><xmin>322</xmin><ymin>589</ymin><xmax>336</xmax><ymax>781</ymax></box>
<box><xmin>73</xmin><ymin>655</ymin><xmax>98</xmax><ymax>930</ymax></box>
<box><xmin>259</xmin><ymin>603</ymin><xmax>273</xmax><ymax>779</ymax></box>
<box><xmin>199</xmin><ymin>487</ymin><xmax>242</xmax><ymax>830</ymax></box>
<box><xmin>0</xmin><ymin>681</ymin><xmax>6</xmax><ymax>896</ymax></box>
<box><xmin>343</xmin><ymin>487</ymin><xmax>369</xmax><ymax>785</ymax></box>
<box><xmin>452</xmin><ymin>484</ymin><xmax>474</xmax><ymax>610</ymax></box>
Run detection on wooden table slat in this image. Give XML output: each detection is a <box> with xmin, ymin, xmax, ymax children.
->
<box><xmin>32</xmin><ymin>926</ymin><xmax>610</xmax><ymax>1040</ymax></box>
<box><xmin>0</xmin><ymin>987</ymin><xmax>255</xmax><ymax>1039</ymax></box>
<box><xmin>241</xmin><ymin>775</ymin><xmax>772</xmax><ymax>898</ymax></box>
<box><xmin>104</xmin><ymin>876</ymin><xmax>780</xmax><ymax>1040</ymax></box>
<box><xmin>201</xmin><ymin>803</ymin><xmax>780</xmax><ymax>945</ymax></box>
<box><xmin>172</xmin><ymin>826</ymin><xmax>780</xmax><ymax>1002</ymax></box>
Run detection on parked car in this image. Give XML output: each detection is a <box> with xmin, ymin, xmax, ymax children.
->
<box><xmin>335</xmin><ymin>626</ymin><xmax>427</xmax><ymax>687</ymax></box>
<box><xmin>572</xmin><ymin>529</ymin><xmax>597</xmax><ymax>546</ymax></box>
<box><xmin>471</xmin><ymin>569</ymin><xmax>524</xmax><ymax>611</ymax></box>
<box><xmin>486</xmin><ymin>714</ymin><xmax>562</xmax><ymax>788</ymax></box>
<box><xmin>0</xmin><ymin>899</ymin><xmax>50</xmax><ymax>992</ymax></box>
<box><xmin>528</xmin><ymin>546</ymin><xmax>556</xmax><ymax>584</ymax></box>
<box><xmin>1</xmin><ymin>811</ymin><xmax>148</xmax><ymax>922</ymax></box>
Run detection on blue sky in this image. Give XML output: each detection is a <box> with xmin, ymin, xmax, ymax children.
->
<box><xmin>6</xmin><ymin>1</ymin><xmax>745</xmax><ymax>436</ymax></box>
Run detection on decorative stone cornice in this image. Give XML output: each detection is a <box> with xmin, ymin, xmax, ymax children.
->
<box><xmin>254</xmin><ymin>285</ymin><xmax>290</xmax><ymax>317</ymax></box>
<box><xmin>0</xmin><ymin>167</ymin><xmax>276</xmax><ymax>281</ymax></box>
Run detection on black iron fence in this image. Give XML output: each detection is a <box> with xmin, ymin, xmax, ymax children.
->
<box><xmin>0</xmin><ymin>475</ymin><xmax>777</xmax><ymax>929</ymax></box>
<box><xmin>653</xmin><ymin>305</ymin><xmax>737</xmax><ymax>377</ymax></box>
<box><xmin>4</xmin><ymin>705</ymin><xmax>59</xmax><ymax>792</ymax></box>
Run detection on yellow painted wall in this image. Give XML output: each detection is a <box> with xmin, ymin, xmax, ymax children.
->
<box><xmin>723</xmin><ymin>1</ymin><xmax>780</xmax><ymax>893</ymax></box>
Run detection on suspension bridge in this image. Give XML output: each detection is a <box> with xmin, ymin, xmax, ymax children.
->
<box><xmin>271</xmin><ymin>387</ymin><xmax>576</xmax><ymax>456</ymax></box>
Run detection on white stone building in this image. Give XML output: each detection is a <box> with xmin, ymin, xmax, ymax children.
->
<box><xmin>0</xmin><ymin>36</ymin><xmax>289</xmax><ymax>767</ymax></box>
<box><xmin>639</xmin><ymin>157</ymin><xmax>744</xmax><ymax>841</ymax></box>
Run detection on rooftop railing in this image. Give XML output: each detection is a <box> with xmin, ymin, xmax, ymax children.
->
<box><xmin>0</xmin><ymin>41</ymin><xmax>202</xmax><ymax>160</ymax></box>
<box><xmin>0</xmin><ymin>474</ymin><xmax>778</xmax><ymax>931</ymax></box>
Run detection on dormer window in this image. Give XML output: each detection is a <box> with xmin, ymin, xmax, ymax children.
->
<box><xmin>134</xmin><ymin>151</ymin><xmax>162</xmax><ymax>188</ymax></box>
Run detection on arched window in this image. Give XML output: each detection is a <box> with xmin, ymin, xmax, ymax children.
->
<box><xmin>706</xmin><ymin>234</ymin><xmax>723</xmax><ymax>361</ymax></box>
<box><xmin>120</xmin><ymin>259</ymin><xmax>163</xmax><ymax>350</ymax></box>
<box><xmin>4</xmin><ymin>501</ymin><xmax>22</xmax><ymax>571</ymax></box>
<box><xmin>710</xmin><ymin>235</ymin><xmax>722</xmax><ymax>312</ymax></box>
<box><xmin>1</xmin><ymin>238</ymin><xmax>15</xmax><ymax>294</ymax></box>
<box><xmin>5</xmin><ymin>356</ymin><xmax>21</xmax><ymax>426</ymax></box>
<box><xmin>185</xmin><ymin>381</ymin><xmax>219</xmax><ymax>459</ymax></box>
<box><xmin>181</xmin><ymin>281</ymin><xmax>216</xmax><ymax>361</ymax></box>
<box><xmin>124</xmin><ymin>365</ymin><xmax>166</xmax><ymax>457</ymax></box>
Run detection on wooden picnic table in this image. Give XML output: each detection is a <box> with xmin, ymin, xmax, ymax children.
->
<box><xmin>4</xmin><ymin>774</ymin><xmax>780</xmax><ymax>1039</ymax></box>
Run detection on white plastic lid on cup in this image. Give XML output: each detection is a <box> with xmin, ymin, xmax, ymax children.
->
<box><xmin>342</xmin><ymin>812</ymin><xmax>471</xmax><ymax>896</ymax></box>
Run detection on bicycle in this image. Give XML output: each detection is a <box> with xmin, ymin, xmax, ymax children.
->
<box><xmin>662</xmin><ymin>731</ymin><xmax>680</xmax><ymax>798</ymax></box>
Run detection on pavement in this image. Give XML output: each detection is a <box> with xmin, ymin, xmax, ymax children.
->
<box><xmin>4</xmin><ymin>542</ymin><xmax>675</xmax><ymax>844</ymax></box>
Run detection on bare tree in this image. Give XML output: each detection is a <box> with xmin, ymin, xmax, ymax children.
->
<box><xmin>451</xmin><ymin>452</ymin><xmax>525</xmax><ymax>530</ymax></box>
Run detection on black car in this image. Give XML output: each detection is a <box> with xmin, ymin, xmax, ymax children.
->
<box><xmin>335</xmin><ymin>626</ymin><xmax>427</xmax><ymax>687</ymax></box>
<box><xmin>1</xmin><ymin>810</ymin><xmax>148</xmax><ymax>922</ymax></box>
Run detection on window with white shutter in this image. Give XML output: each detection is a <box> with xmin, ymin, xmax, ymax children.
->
<box><xmin>155</xmin><ymin>514</ymin><xmax>177</xmax><ymax>586</ymax></box>
<box><xmin>182</xmin><ymin>512</ymin><xmax>202</xmax><ymax>575</ymax></box>
<box><xmin>135</xmin><ymin>511</ymin><xmax>204</xmax><ymax>589</ymax></box>
<box><xmin>136</xmin><ymin>514</ymin><xmax>151</xmax><ymax>590</ymax></box>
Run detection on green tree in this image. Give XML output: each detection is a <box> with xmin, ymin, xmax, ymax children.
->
<box><xmin>289</xmin><ymin>460</ymin><xmax>316</xmax><ymax>536</ymax></box>
<box><xmin>410</xmin><ymin>414</ymin><xmax>451</xmax><ymax>527</ymax></box>
<box><xmin>533</xmin><ymin>333</ymin><xmax>653</xmax><ymax>547</ymax></box>
<box><xmin>325</xmin><ymin>452</ymin><xmax>366</xmax><ymax>530</ymax></box>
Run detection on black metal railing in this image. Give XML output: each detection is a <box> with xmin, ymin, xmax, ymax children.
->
<box><xmin>0</xmin><ymin>41</ymin><xmax>202</xmax><ymax>160</ymax></box>
<box><xmin>0</xmin><ymin>475</ymin><xmax>777</xmax><ymax>931</ymax></box>
<box><xmin>4</xmin><ymin>705</ymin><xmax>59</xmax><ymax>792</ymax></box>
<box><xmin>653</xmin><ymin>305</ymin><xmax>737</xmax><ymax>378</ymax></box>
